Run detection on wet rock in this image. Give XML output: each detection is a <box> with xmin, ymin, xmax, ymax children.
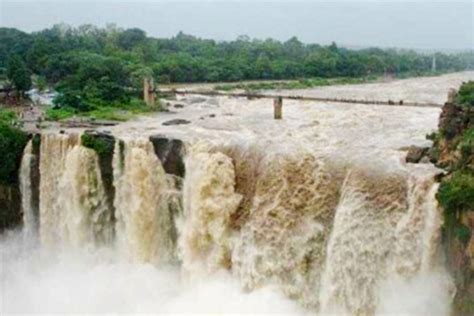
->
<box><xmin>162</xmin><ymin>119</ymin><xmax>191</xmax><ymax>126</ymax></box>
<box><xmin>405</xmin><ymin>146</ymin><xmax>430</xmax><ymax>163</ymax></box>
<box><xmin>174</xmin><ymin>104</ymin><xmax>185</xmax><ymax>108</ymax></box>
<box><xmin>419</xmin><ymin>156</ymin><xmax>431</xmax><ymax>164</ymax></box>
<box><xmin>149</xmin><ymin>135</ymin><xmax>185</xmax><ymax>177</ymax></box>
<box><xmin>188</xmin><ymin>96</ymin><xmax>207</xmax><ymax>104</ymax></box>
<box><xmin>199</xmin><ymin>114</ymin><xmax>216</xmax><ymax>120</ymax></box>
<box><xmin>29</xmin><ymin>134</ymin><xmax>41</xmax><ymax>231</ymax></box>
<box><xmin>207</xmin><ymin>98</ymin><xmax>219</xmax><ymax>105</ymax></box>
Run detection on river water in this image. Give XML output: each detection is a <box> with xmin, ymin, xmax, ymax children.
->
<box><xmin>1</xmin><ymin>72</ymin><xmax>473</xmax><ymax>315</ymax></box>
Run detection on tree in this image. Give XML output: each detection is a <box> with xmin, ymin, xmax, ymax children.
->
<box><xmin>456</xmin><ymin>81</ymin><xmax>474</xmax><ymax>107</ymax></box>
<box><xmin>118</xmin><ymin>28</ymin><xmax>147</xmax><ymax>50</ymax></box>
<box><xmin>36</xmin><ymin>75</ymin><xmax>47</xmax><ymax>92</ymax></box>
<box><xmin>52</xmin><ymin>52</ymin><xmax>132</xmax><ymax>110</ymax></box>
<box><xmin>0</xmin><ymin>110</ymin><xmax>28</xmax><ymax>185</ymax></box>
<box><xmin>6</xmin><ymin>55</ymin><xmax>32</xmax><ymax>96</ymax></box>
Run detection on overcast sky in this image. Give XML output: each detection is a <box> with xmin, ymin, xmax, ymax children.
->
<box><xmin>1</xmin><ymin>0</ymin><xmax>473</xmax><ymax>50</ymax></box>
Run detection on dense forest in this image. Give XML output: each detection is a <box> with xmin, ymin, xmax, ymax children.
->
<box><xmin>1</xmin><ymin>24</ymin><xmax>473</xmax><ymax>112</ymax></box>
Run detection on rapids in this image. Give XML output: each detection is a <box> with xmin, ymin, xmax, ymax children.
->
<box><xmin>3</xmin><ymin>72</ymin><xmax>474</xmax><ymax>315</ymax></box>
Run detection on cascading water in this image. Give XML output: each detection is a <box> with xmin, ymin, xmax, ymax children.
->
<box><xmin>8</xmin><ymin>131</ymin><xmax>451</xmax><ymax>315</ymax></box>
<box><xmin>113</xmin><ymin>138</ymin><xmax>176</xmax><ymax>264</ymax></box>
<box><xmin>317</xmin><ymin>167</ymin><xmax>444</xmax><ymax>315</ymax></box>
<box><xmin>38</xmin><ymin>133</ymin><xmax>79</xmax><ymax>246</ymax></box>
<box><xmin>8</xmin><ymin>129</ymin><xmax>451</xmax><ymax>315</ymax></box>
<box><xmin>20</xmin><ymin>140</ymin><xmax>36</xmax><ymax>237</ymax></box>
<box><xmin>36</xmin><ymin>133</ymin><xmax>113</xmax><ymax>247</ymax></box>
<box><xmin>59</xmin><ymin>144</ymin><xmax>113</xmax><ymax>247</ymax></box>
<box><xmin>178</xmin><ymin>142</ymin><xmax>242</xmax><ymax>278</ymax></box>
<box><xmin>5</xmin><ymin>73</ymin><xmax>467</xmax><ymax>314</ymax></box>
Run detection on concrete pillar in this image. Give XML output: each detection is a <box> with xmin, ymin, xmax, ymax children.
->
<box><xmin>143</xmin><ymin>78</ymin><xmax>155</xmax><ymax>106</ymax></box>
<box><xmin>274</xmin><ymin>97</ymin><xmax>283</xmax><ymax>119</ymax></box>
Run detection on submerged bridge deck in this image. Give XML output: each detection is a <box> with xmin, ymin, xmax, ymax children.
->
<box><xmin>156</xmin><ymin>88</ymin><xmax>444</xmax><ymax>108</ymax></box>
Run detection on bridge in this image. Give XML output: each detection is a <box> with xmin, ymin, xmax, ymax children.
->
<box><xmin>144</xmin><ymin>78</ymin><xmax>444</xmax><ymax>109</ymax></box>
<box><xmin>154</xmin><ymin>88</ymin><xmax>444</xmax><ymax>108</ymax></box>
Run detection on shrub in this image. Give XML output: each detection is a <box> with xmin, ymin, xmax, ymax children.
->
<box><xmin>438</xmin><ymin>171</ymin><xmax>474</xmax><ymax>213</ymax></box>
<box><xmin>81</xmin><ymin>133</ymin><xmax>114</xmax><ymax>157</ymax></box>
<box><xmin>456</xmin><ymin>81</ymin><xmax>474</xmax><ymax>107</ymax></box>
<box><xmin>0</xmin><ymin>110</ymin><xmax>28</xmax><ymax>185</ymax></box>
<box><xmin>0</xmin><ymin>109</ymin><xmax>18</xmax><ymax>125</ymax></box>
<box><xmin>458</xmin><ymin>128</ymin><xmax>474</xmax><ymax>167</ymax></box>
<box><xmin>45</xmin><ymin>107</ymin><xmax>77</xmax><ymax>121</ymax></box>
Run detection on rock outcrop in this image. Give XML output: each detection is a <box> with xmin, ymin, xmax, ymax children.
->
<box><xmin>149</xmin><ymin>135</ymin><xmax>185</xmax><ymax>177</ymax></box>
<box><xmin>420</xmin><ymin>83</ymin><xmax>474</xmax><ymax>315</ymax></box>
<box><xmin>162</xmin><ymin>119</ymin><xmax>191</xmax><ymax>126</ymax></box>
<box><xmin>405</xmin><ymin>145</ymin><xmax>430</xmax><ymax>163</ymax></box>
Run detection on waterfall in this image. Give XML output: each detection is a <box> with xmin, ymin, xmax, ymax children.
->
<box><xmin>232</xmin><ymin>152</ymin><xmax>343</xmax><ymax>308</ymax></box>
<box><xmin>58</xmin><ymin>145</ymin><xmax>113</xmax><ymax>247</ymax></box>
<box><xmin>113</xmin><ymin>138</ymin><xmax>176</xmax><ymax>264</ymax></box>
<box><xmin>13</xmin><ymin>132</ymin><xmax>450</xmax><ymax>314</ymax></box>
<box><xmin>38</xmin><ymin>133</ymin><xmax>112</xmax><ymax>247</ymax></box>
<box><xmin>178</xmin><ymin>142</ymin><xmax>242</xmax><ymax>279</ymax></box>
<box><xmin>20</xmin><ymin>140</ymin><xmax>36</xmax><ymax>237</ymax></box>
<box><xmin>318</xmin><ymin>167</ymin><xmax>444</xmax><ymax>315</ymax></box>
<box><xmin>39</xmin><ymin>133</ymin><xmax>79</xmax><ymax>246</ymax></box>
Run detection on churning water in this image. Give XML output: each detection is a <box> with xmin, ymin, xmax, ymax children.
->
<box><xmin>2</xmin><ymin>73</ymin><xmax>473</xmax><ymax>315</ymax></box>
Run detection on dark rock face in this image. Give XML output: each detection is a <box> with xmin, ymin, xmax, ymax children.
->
<box><xmin>25</xmin><ymin>134</ymin><xmax>41</xmax><ymax>232</ymax></box>
<box><xmin>149</xmin><ymin>135</ymin><xmax>185</xmax><ymax>177</ymax></box>
<box><xmin>0</xmin><ymin>132</ymin><xmax>38</xmax><ymax>232</ymax></box>
<box><xmin>405</xmin><ymin>146</ymin><xmax>430</xmax><ymax>163</ymax></box>
<box><xmin>162</xmin><ymin>119</ymin><xmax>191</xmax><ymax>126</ymax></box>
<box><xmin>0</xmin><ymin>184</ymin><xmax>22</xmax><ymax>231</ymax></box>
<box><xmin>439</xmin><ymin>102</ymin><xmax>473</xmax><ymax>141</ymax></box>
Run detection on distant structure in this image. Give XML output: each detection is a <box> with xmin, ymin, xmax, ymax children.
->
<box><xmin>432</xmin><ymin>55</ymin><xmax>437</xmax><ymax>72</ymax></box>
<box><xmin>143</xmin><ymin>77</ymin><xmax>155</xmax><ymax>106</ymax></box>
<box><xmin>274</xmin><ymin>97</ymin><xmax>283</xmax><ymax>119</ymax></box>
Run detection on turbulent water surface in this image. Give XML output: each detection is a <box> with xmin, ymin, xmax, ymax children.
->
<box><xmin>2</xmin><ymin>72</ymin><xmax>473</xmax><ymax>315</ymax></box>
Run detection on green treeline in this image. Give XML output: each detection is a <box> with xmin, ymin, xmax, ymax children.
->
<box><xmin>1</xmin><ymin>24</ymin><xmax>473</xmax><ymax>111</ymax></box>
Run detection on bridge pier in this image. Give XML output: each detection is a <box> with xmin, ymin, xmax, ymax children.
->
<box><xmin>143</xmin><ymin>78</ymin><xmax>155</xmax><ymax>106</ymax></box>
<box><xmin>274</xmin><ymin>97</ymin><xmax>283</xmax><ymax>119</ymax></box>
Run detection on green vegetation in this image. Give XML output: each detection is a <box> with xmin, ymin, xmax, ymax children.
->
<box><xmin>429</xmin><ymin>81</ymin><xmax>474</xmax><ymax>315</ymax></box>
<box><xmin>435</xmin><ymin>82</ymin><xmax>474</xmax><ymax>221</ymax></box>
<box><xmin>427</xmin><ymin>82</ymin><xmax>474</xmax><ymax>248</ymax></box>
<box><xmin>0</xmin><ymin>109</ymin><xmax>19</xmax><ymax>125</ymax></box>
<box><xmin>81</xmin><ymin>133</ymin><xmax>114</xmax><ymax>157</ymax></box>
<box><xmin>45</xmin><ymin>107</ymin><xmax>76</xmax><ymax>121</ymax></box>
<box><xmin>0</xmin><ymin>109</ymin><xmax>28</xmax><ymax>185</ymax></box>
<box><xmin>438</xmin><ymin>171</ymin><xmax>474</xmax><ymax>214</ymax></box>
<box><xmin>35</xmin><ymin>75</ymin><xmax>47</xmax><ymax>92</ymax></box>
<box><xmin>459</xmin><ymin>128</ymin><xmax>474</xmax><ymax>166</ymax></box>
<box><xmin>6</xmin><ymin>54</ymin><xmax>31</xmax><ymax>96</ymax></box>
<box><xmin>456</xmin><ymin>81</ymin><xmax>474</xmax><ymax>107</ymax></box>
<box><xmin>46</xmin><ymin>98</ymin><xmax>162</xmax><ymax>121</ymax></box>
